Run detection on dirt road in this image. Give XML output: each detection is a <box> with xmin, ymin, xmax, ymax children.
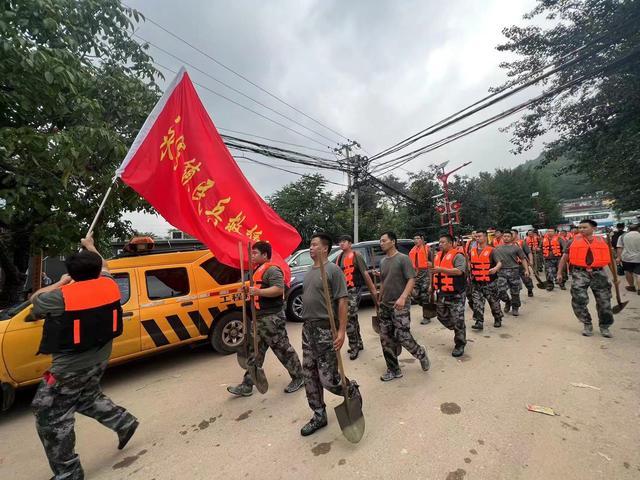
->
<box><xmin>1</xmin><ymin>287</ymin><xmax>638</xmax><ymax>479</ymax></box>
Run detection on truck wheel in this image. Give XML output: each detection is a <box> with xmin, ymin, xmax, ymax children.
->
<box><xmin>209</xmin><ymin>311</ymin><xmax>244</xmax><ymax>354</ymax></box>
<box><xmin>286</xmin><ymin>288</ymin><xmax>304</xmax><ymax>322</ymax></box>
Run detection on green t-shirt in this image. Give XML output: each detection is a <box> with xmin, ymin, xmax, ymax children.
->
<box><xmin>380</xmin><ymin>252</ymin><xmax>415</xmax><ymax>306</ymax></box>
<box><xmin>256</xmin><ymin>265</ymin><xmax>285</xmax><ymax>316</ymax></box>
<box><xmin>302</xmin><ymin>261</ymin><xmax>348</xmax><ymax>322</ymax></box>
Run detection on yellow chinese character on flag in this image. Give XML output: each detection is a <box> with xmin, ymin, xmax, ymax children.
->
<box><xmin>160</xmin><ymin>116</ymin><xmax>183</xmax><ymax>168</ymax></box>
<box><xmin>205</xmin><ymin>197</ymin><xmax>231</xmax><ymax>226</ymax></box>
<box><xmin>225</xmin><ymin>211</ymin><xmax>246</xmax><ymax>233</ymax></box>
<box><xmin>182</xmin><ymin>159</ymin><xmax>202</xmax><ymax>186</ymax></box>
<box><xmin>192</xmin><ymin>179</ymin><xmax>215</xmax><ymax>201</ymax></box>
<box><xmin>246</xmin><ymin>224</ymin><xmax>263</xmax><ymax>241</ymax></box>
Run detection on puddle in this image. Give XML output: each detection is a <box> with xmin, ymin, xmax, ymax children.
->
<box><xmin>499</xmin><ymin>334</ymin><xmax>512</xmax><ymax>339</ymax></box>
<box><xmin>440</xmin><ymin>402</ymin><xmax>462</xmax><ymax>415</ymax></box>
<box><xmin>446</xmin><ymin>468</ymin><xmax>467</xmax><ymax>480</ymax></box>
<box><xmin>112</xmin><ymin>449</ymin><xmax>148</xmax><ymax>470</ymax></box>
<box><xmin>311</xmin><ymin>441</ymin><xmax>333</xmax><ymax>456</ymax></box>
<box><xmin>235</xmin><ymin>410</ymin><xmax>253</xmax><ymax>421</ymax></box>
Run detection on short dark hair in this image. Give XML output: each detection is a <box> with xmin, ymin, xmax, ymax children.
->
<box><xmin>311</xmin><ymin>232</ymin><xmax>332</xmax><ymax>250</ymax></box>
<box><xmin>338</xmin><ymin>234</ymin><xmax>353</xmax><ymax>243</ymax></box>
<box><xmin>476</xmin><ymin>230</ymin><xmax>487</xmax><ymax>236</ymax></box>
<box><xmin>252</xmin><ymin>241</ymin><xmax>272</xmax><ymax>259</ymax></box>
<box><xmin>547</xmin><ymin>226</ymin><xmax>556</xmax><ymax>232</ymax></box>
<box><xmin>440</xmin><ymin>234</ymin><xmax>454</xmax><ymax>243</ymax></box>
<box><xmin>511</xmin><ymin>229</ymin><xmax>519</xmax><ymax>236</ymax></box>
<box><xmin>494</xmin><ymin>229</ymin><xmax>503</xmax><ymax>234</ymax></box>
<box><xmin>413</xmin><ymin>232</ymin><xmax>425</xmax><ymax>239</ymax></box>
<box><xmin>616</xmin><ymin>223</ymin><xmax>625</xmax><ymax>229</ymax></box>
<box><xmin>381</xmin><ymin>231</ymin><xmax>397</xmax><ymax>245</ymax></box>
<box><xmin>580</xmin><ymin>219</ymin><xmax>598</xmax><ymax>227</ymax></box>
<box><xmin>65</xmin><ymin>250</ymin><xmax>103</xmax><ymax>281</ymax></box>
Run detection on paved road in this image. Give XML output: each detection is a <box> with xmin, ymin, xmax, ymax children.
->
<box><xmin>1</xmin><ymin>287</ymin><xmax>639</xmax><ymax>479</ymax></box>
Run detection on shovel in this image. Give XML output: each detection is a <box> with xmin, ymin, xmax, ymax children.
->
<box><xmin>247</xmin><ymin>243</ymin><xmax>269</xmax><ymax>394</ymax></box>
<box><xmin>236</xmin><ymin>242</ymin><xmax>249</xmax><ymax>370</ymax></box>
<box><xmin>607</xmin><ymin>239</ymin><xmax>628</xmax><ymax>314</ymax></box>
<box><xmin>424</xmin><ymin>289</ymin><xmax>437</xmax><ymax>319</ymax></box>
<box><xmin>319</xmin><ymin>254</ymin><xmax>365</xmax><ymax>444</ymax></box>
<box><xmin>531</xmin><ymin>267</ymin><xmax>548</xmax><ymax>290</ymax></box>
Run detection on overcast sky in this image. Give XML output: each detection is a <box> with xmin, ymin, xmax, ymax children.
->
<box><xmin>123</xmin><ymin>0</ymin><xmax>546</xmax><ymax>235</ymax></box>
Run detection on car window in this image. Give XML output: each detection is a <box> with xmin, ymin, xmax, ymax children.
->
<box><xmin>371</xmin><ymin>245</ymin><xmax>385</xmax><ymax>268</ymax></box>
<box><xmin>295</xmin><ymin>251</ymin><xmax>312</xmax><ymax>267</ymax></box>
<box><xmin>200</xmin><ymin>257</ymin><xmax>241</xmax><ymax>285</ymax></box>
<box><xmin>396</xmin><ymin>241</ymin><xmax>413</xmax><ymax>255</ymax></box>
<box><xmin>112</xmin><ymin>272</ymin><xmax>131</xmax><ymax>304</ymax></box>
<box><xmin>145</xmin><ymin>267</ymin><xmax>190</xmax><ymax>300</ymax></box>
<box><xmin>353</xmin><ymin>247</ymin><xmax>370</xmax><ymax>266</ymax></box>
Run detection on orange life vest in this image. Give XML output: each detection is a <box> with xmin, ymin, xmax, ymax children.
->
<box><xmin>492</xmin><ymin>237</ymin><xmax>504</xmax><ymax>247</ymax></box>
<box><xmin>38</xmin><ymin>276</ymin><xmax>123</xmax><ymax>355</ymax></box>
<box><xmin>526</xmin><ymin>234</ymin><xmax>540</xmax><ymax>250</ymax></box>
<box><xmin>409</xmin><ymin>244</ymin><xmax>430</xmax><ymax>270</ymax></box>
<box><xmin>542</xmin><ymin>235</ymin><xmax>562</xmax><ymax>257</ymax></box>
<box><xmin>252</xmin><ymin>262</ymin><xmax>283</xmax><ymax>311</ymax></box>
<box><xmin>335</xmin><ymin>251</ymin><xmax>356</xmax><ymax>288</ymax></box>
<box><xmin>433</xmin><ymin>250</ymin><xmax>466</xmax><ymax>294</ymax></box>
<box><xmin>470</xmin><ymin>246</ymin><xmax>496</xmax><ymax>283</ymax></box>
<box><xmin>568</xmin><ymin>236</ymin><xmax>610</xmax><ymax>268</ymax></box>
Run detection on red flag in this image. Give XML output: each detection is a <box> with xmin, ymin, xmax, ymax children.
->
<box><xmin>116</xmin><ymin>68</ymin><xmax>301</xmax><ymax>267</ymax></box>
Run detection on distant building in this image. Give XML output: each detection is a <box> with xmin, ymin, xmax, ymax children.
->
<box><xmin>560</xmin><ymin>192</ymin><xmax>639</xmax><ymax>227</ymax></box>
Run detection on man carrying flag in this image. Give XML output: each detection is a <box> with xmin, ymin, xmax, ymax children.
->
<box><xmin>227</xmin><ymin>241</ymin><xmax>304</xmax><ymax>397</ymax></box>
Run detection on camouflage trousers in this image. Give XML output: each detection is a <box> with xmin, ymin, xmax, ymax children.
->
<box><xmin>436</xmin><ymin>293</ymin><xmax>466</xmax><ymax>347</ymax></box>
<box><xmin>471</xmin><ymin>280</ymin><xmax>503</xmax><ymax>324</ymax></box>
<box><xmin>378</xmin><ymin>303</ymin><xmax>427</xmax><ymax>372</ymax></box>
<box><xmin>346</xmin><ymin>287</ymin><xmax>364</xmax><ymax>351</ymax></box>
<box><xmin>32</xmin><ymin>361</ymin><xmax>137</xmax><ymax>480</ymax></box>
<box><xmin>302</xmin><ymin>321</ymin><xmax>351</xmax><ymax>414</ymax></box>
<box><xmin>544</xmin><ymin>257</ymin><xmax>560</xmax><ymax>285</ymax></box>
<box><xmin>570</xmin><ymin>268</ymin><xmax>614</xmax><ymax>327</ymax></box>
<box><xmin>412</xmin><ymin>269</ymin><xmax>431</xmax><ymax>317</ymax></box>
<box><xmin>519</xmin><ymin>265</ymin><xmax>534</xmax><ymax>293</ymax></box>
<box><xmin>243</xmin><ymin>310</ymin><xmax>303</xmax><ymax>387</ymax></box>
<box><xmin>498</xmin><ymin>268</ymin><xmax>522</xmax><ymax>309</ymax></box>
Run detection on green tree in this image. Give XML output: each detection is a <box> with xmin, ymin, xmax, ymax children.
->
<box><xmin>495</xmin><ymin>0</ymin><xmax>640</xmax><ymax>211</ymax></box>
<box><xmin>0</xmin><ymin>0</ymin><xmax>161</xmax><ymax>305</ymax></box>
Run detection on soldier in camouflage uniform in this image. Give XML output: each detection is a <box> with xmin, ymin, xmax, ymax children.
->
<box><xmin>432</xmin><ymin>234</ymin><xmax>468</xmax><ymax>357</ymax></box>
<box><xmin>409</xmin><ymin>233</ymin><xmax>433</xmax><ymax>324</ymax></box>
<box><xmin>334</xmin><ymin>235</ymin><xmax>379</xmax><ymax>360</ymax></box>
<box><xmin>557</xmin><ymin>219</ymin><xmax>615</xmax><ymax>337</ymax></box>
<box><xmin>494</xmin><ymin>231</ymin><xmax>530</xmax><ymax>316</ymax></box>
<box><xmin>542</xmin><ymin>227</ymin><xmax>565</xmax><ymax>290</ymax></box>
<box><xmin>30</xmin><ymin>235</ymin><xmax>138</xmax><ymax>480</ymax></box>
<box><xmin>228</xmin><ymin>241</ymin><xmax>303</xmax><ymax>397</ymax></box>
<box><xmin>378</xmin><ymin>231</ymin><xmax>430</xmax><ymax>380</ymax></box>
<box><xmin>299</xmin><ymin>233</ymin><xmax>362</xmax><ymax>437</ymax></box>
<box><xmin>469</xmin><ymin>231</ymin><xmax>504</xmax><ymax>330</ymax></box>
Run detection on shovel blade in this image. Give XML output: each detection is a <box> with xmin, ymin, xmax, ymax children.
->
<box><xmin>334</xmin><ymin>392</ymin><xmax>365</xmax><ymax>444</ymax></box>
<box><xmin>424</xmin><ymin>303</ymin><xmax>437</xmax><ymax>319</ymax></box>
<box><xmin>612</xmin><ymin>301</ymin><xmax>628</xmax><ymax>314</ymax></box>
<box><xmin>236</xmin><ymin>351</ymin><xmax>248</xmax><ymax>370</ymax></box>
<box><xmin>372</xmin><ymin>315</ymin><xmax>380</xmax><ymax>334</ymax></box>
<box><xmin>249</xmin><ymin>366</ymin><xmax>269</xmax><ymax>394</ymax></box>
<box><xmin>536</xmin><ymin>281</ymin><xmax>548</xmax><ymax>290</ymax></box>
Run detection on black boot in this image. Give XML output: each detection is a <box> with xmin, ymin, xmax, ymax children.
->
<box><xmin>471</xmin><ymin>321</ymin><xmax>483</xmax><ymax>330</ymax></box>
<box><xmin>504</xmin><ymin>301</ymin><xmax>511</xmax><ymax>313</ymax></box>
<box><xmin>118</xmin><ymin>420</ymin><xmax>139</xmax><ymax>450</ymax></box>
<box><xmin>452</xmin><ymin>345</ymin><xmax>465</xmax><ymax>357</ymax></box>
<box><xmin>528</xmin><ymin>290</ymin><xmax>534</xmax><ymax>297</ymax></box>
<box><xmin>300</xmin><ymin>410</ymin><xmax>328</xmax><ymax>436</ymax></box>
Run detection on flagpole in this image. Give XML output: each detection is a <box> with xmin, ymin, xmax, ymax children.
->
<box><xmin>86</xmin><ymin>176</ymin><xmax>118</xmax><ymax>237</ymax></box>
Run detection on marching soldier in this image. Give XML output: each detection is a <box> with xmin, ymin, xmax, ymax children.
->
<box><xmin>409</xmin><ymin>232</ymin><xmax>433</xmax><ymax>325</ymax></box>
<box><xmin>378</xmin><ymin>231</ymin><xmax>430</xmax><ymax>381</ymax></box>
<box><xmin>228</xmin><ymin>241</ymin><xmax>304</xmax><ymax>397</ymax></box>
<box><xmin>512</xmin><ymin>229</ymin><xmax>535</xmax><ymax>297</ymax></box>
<box><xmin>492</xmin><ymin>229</ymin><xmax>505</xmax><ymax>247</ymax></box>
<box><xmin>494</xmin><ymin>230</ymin><xmax>530</xmax><ymax>316</ymax></box>
<box><xmin>542</xmin><ymin>227</ymin><xmax>565</xmax><ymax>291</ymax></box>
<box><xmin>299</xmin><ymin>233</ymin><xmax>361</xmax><ymax>436</ymax></box>
<box><xmin>557</xmin><ymin>219</ymin><xmax>615</xmax><ymax>337</ymax></box>
<box><xmin>469</xmin><ymin>231</ymin><xmax>504</xmax><ymax>330</ymax></box>
<box><xmin>30</xmin><ymin>235</ymin><xmax>138</xmax><ymax>480</ymax></box>
<box><xmin>334</xmin><ymin>235</ymin><xmax>378</xmax><ymax>360</ymax></box>
<box><xmin>432</xmin><ymin>234</ymin><xmax>468</xmax><ymax>357</ymax></box>
<box><xmin>526</xmin><ymin>229</ymin><xmax>542</xmax><ymax>272</ymax></box>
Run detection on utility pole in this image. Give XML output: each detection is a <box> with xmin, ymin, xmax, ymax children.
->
<box><xmin>436</xmin><ymin>161</ymin><xmax>471</xmax><ymax>237</ymax></box>
<box><xmin>335</xmin><ymin>140</ymin><xmax>361</xmax><ymax>242</ymax></box>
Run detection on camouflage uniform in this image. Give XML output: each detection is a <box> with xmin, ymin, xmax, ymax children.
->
<box><xmin>378</xmin><ymin>303</ymin><xmax>428</xmax><ymax>372</ymax></box>
<box><xmin>32</xmin><ymin>361</ymin><xmax>137</xmax><ymax>480</ymax></box>
<box><xmin>497</xmin><ymin>268</ymin><xmax>522</xmax><ymax>309</ymax></box>
<box><xmin>471</xmin><ymin>280</ymin><xmax>503</xmax><ymax>324</ymax></box>
<box><xmin>302</xmin><ymin>321</ymin><xmax>350</xmax><ymax>414</ymax></box>
<box><xmin>412</xmin><ymin>269</ymin><xmax>431</xmax><ymax>318</ymax></box>
<box><xmin>544</xmin><ymin>258</ymin><xmax>559</xmax><ymax>284</ymax></box>
<box><xmin>570</xmin><ymin>268</ymin><xmax>614</xmax><ymax>327</ymax></box>
<box><xmin>242</xmin><ymin>310</ymin><xmax>302</xmax><ymax>387</ymax></box>
<box><xmin>519</xmin><ymin>265</ymin><xmax>534</xmax><ymax>293</ymax></box>
<box><xmin>436</xmin><ymin>293</ymin><xmax>467</xmax><ymax>348</ymax></box>
<box><xmin>346</xmin><ymin>287</ymin><xmax>363</xmax><ymax>351</ymax></box>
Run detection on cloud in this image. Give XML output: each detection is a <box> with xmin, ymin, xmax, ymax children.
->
<box><xmin>125</xmin><ymin>0</ymin><xmax>542</xmax><ymax>235</ymax></box>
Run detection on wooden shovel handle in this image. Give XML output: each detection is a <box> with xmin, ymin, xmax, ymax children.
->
<box><xmin>318</xmin><ymin>252</ymin><xmax>348</xmax><ymax>391</ymax></box>
<box><xmin>247</xmin><ymin>243</ymin><xmax>259</xmax><ymax>355</ymax></box>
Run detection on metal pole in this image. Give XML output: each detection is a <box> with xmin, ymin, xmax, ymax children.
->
<box><xmin>353</xmin><ymin>184</ymin><xmax>359</xmax><ymax>243</ymax></box>
<box><xmin>86</xmin><ymin>176</ymin><xmax>117</xmax><ymax>237</ymax></box>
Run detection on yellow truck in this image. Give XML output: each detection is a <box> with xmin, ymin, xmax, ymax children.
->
<box><xmin>0</xmin><ymin>248</ymin><xmax>245</xmax><ymax>411</ymax></box>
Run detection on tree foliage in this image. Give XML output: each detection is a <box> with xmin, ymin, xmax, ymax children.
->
<box><xmin>495</xmin><ymin>0</ymin><xmax>640</xmax><ymax>211</ymax></box>
<box><xmin>0</xmin><ymin>0</ymin><xmax>161</xmax><ymax>305</ymax></box>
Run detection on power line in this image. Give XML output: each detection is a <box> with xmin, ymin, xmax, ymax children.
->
<box><xmin>136</xmin><ymin>33</ymin><xmax>341</xmax><ymax>146</ymax></box>
<box><xmin>121</xmin><ymin>1</ymin><xmax>353</xmax><ymax>142</ymax></box>
<box><xmin>153</xmin><ymin>61</ymin><xmax>335</xmax><ymax>149</ymax></box>
<box><xmin>371</xmin><ymin>44</ymin><xmax>640</xmax><ymax>177</ymax></box>
<box><xmin>234</xmin><ymin>155</ymin><xmax>348</xmax><ymax>187</ymax></box>
<box><xmin>218</xmin><ymin>128</ymin><xmax>331</xmax><ymax>154</ymax></box>
<box><xmin>369</xmin><ymin>16</ymin><xmax>638</xmax><ymax>163</ymax></box>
